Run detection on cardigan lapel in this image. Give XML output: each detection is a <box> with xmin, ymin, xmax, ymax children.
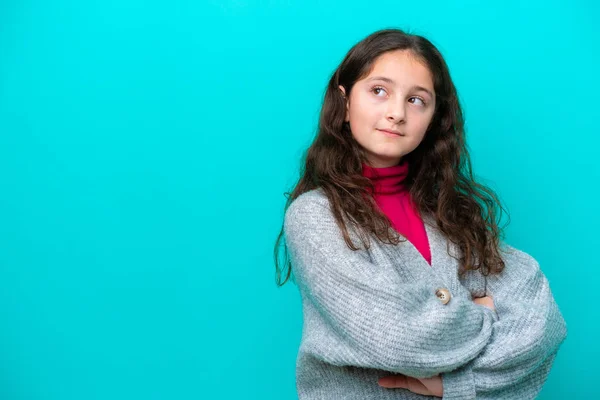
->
<box><xmin>376</xmin><ymin>213</ymin><xmax>443</xmax><ymax>279</ymax></box>
<box><xmin>389</xmin><ymin>213</ymin><xmax>442</xmax><ymax>270</ymax></box>
<box><xmin>379</xmin><ymin>213</ymin><xmax>478</xmax><ymax>296</ymax></box>
<box><xmin>420</xmin><ymin>214</ymin><xmax>488</xmax><ymax>297</ymax></box>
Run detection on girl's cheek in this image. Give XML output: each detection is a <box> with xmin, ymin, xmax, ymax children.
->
<box><xmin>373</xmin><ymin>109</ymin><xmax>386</xmax><ymax>120</ymax></box>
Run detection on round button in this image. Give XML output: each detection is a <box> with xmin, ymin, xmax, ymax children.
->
<box><xmin>435</xmin><ymin>288</ymin><xmax>451</xmax><ymax>305</ymax></box>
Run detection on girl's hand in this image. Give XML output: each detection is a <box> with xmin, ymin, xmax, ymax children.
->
<box><xmin>378</xmin><ymin>374</ymin><xmax>443</xmax><ymax>397</ymax></box>
<box><xmin>472</xmin><ymin>295</ymin><xmax>495</xmax><ymax>311</ymax></box>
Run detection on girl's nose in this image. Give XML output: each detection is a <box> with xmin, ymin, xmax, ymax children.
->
<box><xmin>386</xmin><ymin>97</ymin><xmax>406</xmax><ymax>123</ymax></box>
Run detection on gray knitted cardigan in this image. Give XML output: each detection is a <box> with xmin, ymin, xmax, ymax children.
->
<box><xmin>283</xmin><ymin>189</ymin><xmax>567</xmax><ymax>399</ymax></box>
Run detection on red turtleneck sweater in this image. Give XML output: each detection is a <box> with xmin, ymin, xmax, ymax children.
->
<box><xmin>362</xmin><ymin>160</ymin><xmax>432</xmax><ymax>266</ymax></box>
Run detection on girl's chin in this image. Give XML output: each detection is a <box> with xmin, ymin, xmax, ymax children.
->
<box><xmin>365</xmin><ymin>153</ymin><xmax>403</xmax><ymax>167</ymax></box>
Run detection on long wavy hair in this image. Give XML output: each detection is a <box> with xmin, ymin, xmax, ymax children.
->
<box><xmin>274</xmin><ymin>28</ymin><xmax>509</xmax><ymax>287</ymax></box>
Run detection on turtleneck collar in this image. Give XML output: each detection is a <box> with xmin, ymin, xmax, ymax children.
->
<box><xmin>362</xmin><ymin>159</ymin><xmax>409</xmax><ymax>194</ymax></box>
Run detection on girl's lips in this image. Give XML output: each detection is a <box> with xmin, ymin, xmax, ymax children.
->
<box><xmin>377</xmin><ymin>129</ymin><xmax>403</xmax><ymax>137</ymax></box>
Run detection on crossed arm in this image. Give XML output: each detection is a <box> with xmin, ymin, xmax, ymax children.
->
<box><xmin>437</xmin><ymin>246</ymin><xmax>568</xmax><ymax>399</ymax></box>
<box><xmin>380</xmin><ymin>282</ymin><xmax>565</xmax><ymax>400</ymax></box>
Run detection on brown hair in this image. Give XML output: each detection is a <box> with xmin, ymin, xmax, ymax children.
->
<box><xmin>273</xmin><ymin>28</ymin><xmax>509</xmax><ymax>286</ymax></box>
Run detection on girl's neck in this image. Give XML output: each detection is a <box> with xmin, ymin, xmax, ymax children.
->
<box><xmin>361</xmin><ymin>160</ymin><xmax>409</xmax><ymax>195</ymax></box>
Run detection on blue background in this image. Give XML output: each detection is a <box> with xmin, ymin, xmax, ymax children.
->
<box><xmin>0</xmin><ymin>0</ymin><xmax>597</xmax><ymax>398</ymax></box>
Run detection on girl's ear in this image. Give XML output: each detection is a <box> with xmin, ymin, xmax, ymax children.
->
<box><xmin>338</xmin><ymin>85</ymin><xmax>350</xmax><ymax>122</ymax></box>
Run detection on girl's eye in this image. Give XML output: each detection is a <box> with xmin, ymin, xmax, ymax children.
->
<box><xmin>409</xmin><ymin>97</ymin><xmax>426</xmax><ymax>106</ymax></box>
<box><xmin>371</xmin><ymin>86</ymin><xmax>387</xmax><ymax>97</ymax></box>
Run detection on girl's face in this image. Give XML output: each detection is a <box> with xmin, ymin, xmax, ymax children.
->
<box><xmin>340</xmin><ymin>50</ymin><xmax>436</xmax><ymax>168</ymax></box>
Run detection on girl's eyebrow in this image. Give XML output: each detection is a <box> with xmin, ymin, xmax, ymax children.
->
<box><xmin>367</xmin><ymin>76</ymin><xmax>434</xmax><ymax>98</ymax></box>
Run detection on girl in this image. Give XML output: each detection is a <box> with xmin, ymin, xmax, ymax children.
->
<box><xmin>274</xmin><ymin>29</ymin><xmax>567</xmax><ymax>399</ymax></box>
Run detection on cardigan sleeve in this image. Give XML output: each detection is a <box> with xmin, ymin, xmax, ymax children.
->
<box><xmin>283</xmin><ymin>191</ymin><xmax>498</xmax><ymax>378</ymax></box>
<box><xmin>441</xmin><ymin>245</ymin><xmax>568</xmax><ymax>399</ymax></box>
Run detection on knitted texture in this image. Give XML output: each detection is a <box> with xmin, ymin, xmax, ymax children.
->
<box><xmin>284</xmin><ymin>189</ymin><xmax>567</xmax><ymax>399</ymax></box>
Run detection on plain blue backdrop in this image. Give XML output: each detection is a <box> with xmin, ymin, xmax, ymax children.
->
<box><xmin>0</xmin><ymin>0</ymin><xmax>597</xmax><ymax>398</ymax></box>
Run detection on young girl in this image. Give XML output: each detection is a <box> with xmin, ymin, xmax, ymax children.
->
<box><xmin>274</xmin><ymin>28</ymin><xmax>567</xmax><ymax>399</ymax></box>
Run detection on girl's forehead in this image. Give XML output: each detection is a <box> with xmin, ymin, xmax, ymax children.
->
<box><xmin>369</xmin><ymin>53</ymin><xmax>431</xmax><ymax>79</ymax></box>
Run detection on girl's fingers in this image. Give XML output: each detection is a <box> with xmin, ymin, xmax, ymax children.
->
<box><xmin>404</xmin><ymin>378</ymin><xmax>432</xmax><ymax>396</ymax></box>
<box><xmin>419</xmin><ymin>375</ymin><xmax>444</xmax><ymax>397</ymax></box>
<box><xmin>378</xmin><ymin>375</ymin><xmax>432</xmax><ymax>396</ymax></box>
<box><xmin>378</xmin><ymin>374</ymin><xmax>408</xmax><ymax>388</ymax></box>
